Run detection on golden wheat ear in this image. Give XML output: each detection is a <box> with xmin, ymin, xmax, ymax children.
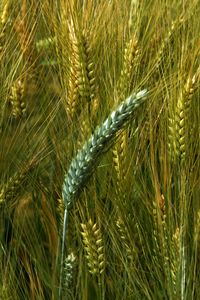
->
<box><xmin>66</xmin><ymin>19</ymin><xmax>98</xmax><ymax>120</ymax></box>
<box><xmin>9</xmin><ymin>78</ymin><xmax>26</xmax><ymax>118</ymax></box>
<box><xmin>112</xmin><ymin>37</ymin><xmax>139</xmax><ymax>195</ymax></box>
<box><xmin>168</xmin><ymin>66</ymin><xmax>200</xmax><ymax>164</ymax></box>
<box><xmin>0</xmin><ymin>1</ymin><xmax>10</xmax><ymax>50</ymax></box>
<box><xmin>81</xmin><ymin>219</ymin><xmax>105</xmax><ymax>276</ymax></box>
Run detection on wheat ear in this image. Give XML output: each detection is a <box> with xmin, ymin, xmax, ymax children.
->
<box><xmin>9</xmin><ymin>78</ymin><xmax>26</xmax><ymax>118</ymax></box>
<box><xmin>64</xmin><ymin>252</ymin><xmax>76</xmax><ymax>291</ymax></box>
<box><xmin>116</xmin><ymin>216</ymin><xmax>137</xmax><ymax>262</ymax></box>
<box><xmin>113</xmin><ymin>37</ymin><xmax>139</xmax><ymax>192</ymax></box>
<box><xmin>168</xmin><ymin>67</ymin><xmax>200</xmax><ymax>163</ymax></box>
<box><xmin>81</xmin><ymin>219</ymin><xmax>105</xmax><ymax>276</ymax></box>
<box><xmin>67</xmin><ymin>20</ymin><xmax>98</xmax><ymax>121</ymax></box>
<box><xmin>0</xmin><ymin>159</ymin><xmax>37</xmax><ymax>206</ymax></box>
<box><xmin>117</xmin><ymin>37</ymin><xmax>139</xmax><ymax>100</ymax></box>
<box><xmin>62</xmin><ymin>89</ymin><xmax>148</xmax><ymax>208</ymax></box>
<box><xmin>152</xmin><ymin>194</ymin><xmax>169</xmax><ymax>270</ymax></box>
<box><xmin>0</xmin><ymin>1</ymin><xmax>10</xmax><ymax>55</ymax></box>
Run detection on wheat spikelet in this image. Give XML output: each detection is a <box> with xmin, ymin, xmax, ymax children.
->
<box><xmin>168</xmin><ymin>67</ymin><xmax>200</xmax><ymax>163</ymax></box>
<box><xmin>81</xmin><ymin>219</ymin><xmax>105</xmax><ymax>276</ymax></box>
<box><xmin>62</xmin><ymin>89</ymin><xmax>148</xmax><ymax>208</ymax></box>
<box><xmin>9</xmin><ymin>78</ymin><xmax>26</xmax><ymax>118</ymax></box>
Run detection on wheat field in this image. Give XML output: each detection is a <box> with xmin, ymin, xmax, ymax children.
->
<box><xmin>0</xmin><ymin>1</ymin><xmax>200</xmax><ymax>299</ymax></box>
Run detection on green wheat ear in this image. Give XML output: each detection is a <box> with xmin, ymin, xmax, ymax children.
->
<box><xmin>62</xmin><ymin>89</ymin><xmax>148</xmax><ymax>208</ymax></box>
<box><xmin>59</xmin><ymin>89</ymin><xmax>148</xmax><ymax>298</ymax></box>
